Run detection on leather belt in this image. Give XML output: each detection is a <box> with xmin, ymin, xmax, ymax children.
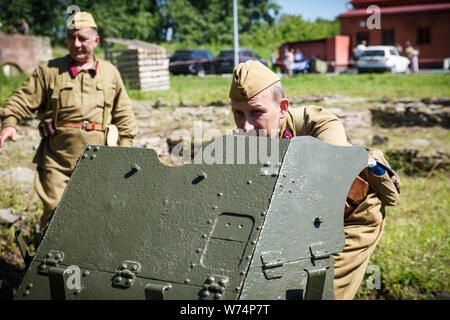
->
<box><xmin>56</xmin><ymin>121</ymin><xmax>103</xmax><ymax>131</ymax></box>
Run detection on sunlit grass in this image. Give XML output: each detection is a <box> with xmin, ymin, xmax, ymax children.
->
<box><xmin>127</xmin><ymin>73</ymin><xmax>450</xmax><ymax>103</ymax></box>
<box><xmin>356</xmin><ymin>172</ymin><xmax>450</xmax><ymax>299</ymax></box>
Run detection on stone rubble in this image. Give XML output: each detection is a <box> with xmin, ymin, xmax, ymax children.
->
<box><xmin>370</xmin><ymin>99</ymin><xmax>450</xmax><ymax>128</ymax></box>
<box><xmin>0</xmin><ymin>208</ymin><xmax>19</xmax><ymax>224</ymax></box>
<box><xmin>2</xmin><ymin>95</ymin><xmax>448</xmax><ymax>174</ymax></box>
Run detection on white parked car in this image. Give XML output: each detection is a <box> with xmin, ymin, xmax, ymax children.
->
<box><xmin>357</xmin><ymin>46</ymin><xmax>410</xmax><ymax>73</ymax></box>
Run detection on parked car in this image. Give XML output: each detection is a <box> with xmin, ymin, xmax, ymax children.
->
<box><xmin>169</xmin><ymin>49</ymin><xmax>216</xmax><ymax>76</ymax></box>
<box><xmin>215</xmin><ymin>48</ymin><xmax>267</xmax><ymax>74</ymax></box>
<box><xmin>357</xmin><ymin>46</ymin><xmax>410</xmax><ymax>73</ymax></box>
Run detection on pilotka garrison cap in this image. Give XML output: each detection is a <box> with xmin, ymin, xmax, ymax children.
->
<box><xmin>229</xmin><ymin>60</ymin><xmax>280</xmax><ymax>101</ymax></box>
<box><xmin>69</xmin><ymin>11</ymin><xmax>97</xmax><ymax>30</ymax></box>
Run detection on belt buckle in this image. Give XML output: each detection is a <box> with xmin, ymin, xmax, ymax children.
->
<box><xmin>82</xmin><ymin>120</ymin><xmax>89</xmax><ymax>131</ymax></box>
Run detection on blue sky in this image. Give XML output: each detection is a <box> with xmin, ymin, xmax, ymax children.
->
<box><xmin>275</xmin><ymin>0</ymin><xmax>351</xmax><ymax>21</ymax></box>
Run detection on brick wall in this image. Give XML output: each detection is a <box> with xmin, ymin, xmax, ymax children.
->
<box><xmin>0</xmin><ymin>34</ymin><xmax>52</xmax><ymax>74</ymax></box>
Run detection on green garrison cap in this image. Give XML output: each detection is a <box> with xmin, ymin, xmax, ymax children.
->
<box><xmin>229</xmin><ymin>60</ymin><xmax>280</xmax><ymax>101</ymax></box>
<box><xmin>70</xmin><ymin>11</ymin><xmax>97</xmax><ymax>30</ymax></box>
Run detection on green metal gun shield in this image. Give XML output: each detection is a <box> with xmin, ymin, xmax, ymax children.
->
<box><xmin>240</xmin><ymin>136</ymin><xmax>367</xmax><ymax>299</ymax></box>
<box><xmin>15</xmin><ymin>136</ymin><xmax>367</xmax><ymax>300</ymax></box>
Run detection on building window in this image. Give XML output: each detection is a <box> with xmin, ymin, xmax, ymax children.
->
<box><xmin>382</xmin><ymin>29</ymin><xmax>395</xmax><ymax>45</ymax></box>
<box><xmin>417</xmin><ymin>27</ymin><xmax>431</xmax><ymax>44</ymax></box>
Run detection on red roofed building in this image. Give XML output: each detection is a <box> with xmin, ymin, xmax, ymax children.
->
<box><xmin>338</xmin><ymin>0</ymin><xmax>450</xmax><ymax>68</ymax></box>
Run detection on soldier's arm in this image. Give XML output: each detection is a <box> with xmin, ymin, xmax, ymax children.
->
<box><xmin>110</xmin><ymin>68</ymin><xmax>138</xmax><ymax>147</ymax></box>
<box><xmin>0</xmin><ymin>65</ymin><xmax>46</xmax><ymax>130</ymax></box>
<box><xmin>0</xmin><ymin>126</ymin><xmax>17</xmax><ymax>148</ymax></box>
<box><xmin>0</xmin><ymin>66</ymin><xmax>46</xmax><ymax>148</ymax></box>
<box><xmin>366</xmin><ymin>148</ymin><xmax>400</xmax><ymax>206</ymax></box>
<box><xmin>303</xmin><ymin>106</ymin><xmax>350</xmax><ymax>147</ymax></box>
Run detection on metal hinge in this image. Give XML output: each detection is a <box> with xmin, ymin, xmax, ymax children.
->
<box><xmin>304</xmin><ymin>266</ymin><xmax>327</xmax><ymax>300</ymax></box>
<box><xmin>113</xmin><ymin>261</ymin><xmax>141</xmax><ymax>288</ymax></box>
<box><xmin>14</xmin><ymin>225</ymin><xmax>33</xmax><ymax>268</ymax></box>
<box><xmin>309</xmin><ymin>242</ymin><xmax>330</xmax><ymax>260</ymax></box>
<box><xmin>38</xmin><ymin>250</ymin><xmax>65</xmax><ymax>275</ymax></box>
<box><xmin>304</xmin><ymin>242</ymin><xmax>331</xmax><ymax>300</ymax></box>
<box><xmin>48</xmin><ymin>266</ymin><xmax>82</xmax><ymax>300</ymax></box>
<box><xmin>261</xmin><ymin>251</ymin><xmax>284</xmax><ymax>279</ymax></box>
<box><xmin>34</xmin><ymin>250</ymin><xmax>82</xmax><ymax>300</ymax></box>
<box><xmin>145</xmin><ymin>283</ymin><xmax>172</xmax><ymax>300</ymax></box>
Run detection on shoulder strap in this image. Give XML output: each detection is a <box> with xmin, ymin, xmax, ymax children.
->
<box><xmin>98</xmin><ymin>60</ymin><xmax>113</xmax><ymax>131</ymax></box>
<box><xmin>51</xmin><ymin>72</ymin><xmax>62</xmax><ymax>129</ymax></box>
<box><xmin>294</xmin><ymin>106</ymin><xmax>306</xmax><ymax>136</ymax></box>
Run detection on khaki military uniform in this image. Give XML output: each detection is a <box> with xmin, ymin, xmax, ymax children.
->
<box><xmin>282</xmin><ymin>106</ymin><xmax>400</xmax><ymax>300</ymax></box>
<box><xmin>0</xmin><ymin>55</ymin><xmax>138</xmax><ymax>226</ymax></box>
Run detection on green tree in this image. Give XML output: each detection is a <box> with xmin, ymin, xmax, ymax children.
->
<box><xmin>68</xmin><ymin>0</ymin><xmax>164</xmax><ymax>42</ymax></box>
<box><xmin>0</xmin><ymin>0</ymin><xmax>67</xmax><ymax>43</ymax></box>
<box><xmin>162</xmin><ymin>0</ymin><xmax>280</xmax><ymax>45</ymax></box>
<box><xmin>276</xmin><ymin>14</ymin><xmax>340</xmax><ymax>43</ymax></box>
<box><xmin>0</xmin><ymin>0</ymin><xmax>166</xmax><ymax>45</ymax></box>
<box><xmin>0</xmin><ymin>0</ymin><xmax>340</xmax><ymax>56</ymax></box>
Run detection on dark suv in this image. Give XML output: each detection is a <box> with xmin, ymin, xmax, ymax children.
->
<box><xmin>215</xmin><ymin>48</ymin><xmax>267</xmax><ymax>74</ymax></box>
<box><xmin>169</xmin><ymin>49</ymin><xmax>216</xmax><ymax>76</ymax></box>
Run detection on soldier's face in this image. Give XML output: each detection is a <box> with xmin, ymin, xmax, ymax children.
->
<box><xmin>231</xmin><ymin>89</ymin><xmax>288</xmax><ymax>138</ymax></box>
<box><xmin>67</xmin><ymin>28</ymin><xmax>99</xmax><ymax>63</ymax></box>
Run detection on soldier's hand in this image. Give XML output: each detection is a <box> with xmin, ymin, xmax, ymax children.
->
<box><xmin>0</xmin><ymin>126</ymin><xmax>17</xmax><ymax>148</ymax></box>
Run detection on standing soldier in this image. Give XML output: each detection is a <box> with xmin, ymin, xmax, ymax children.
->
<box><xmin>0</xmin><ymin>12</ymin><xmax>138</xmax><ymax>228</ymax></box>
<box><xmin>229</xmin><ymin>60</ymin><xmax>400</xmax><ymax>299</ymax></box>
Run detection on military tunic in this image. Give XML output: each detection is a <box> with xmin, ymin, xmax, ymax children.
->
<box><xmin>281</xmin><ymin>106</ymin><xmax>399</xmax><ymax>300</ymax></box>
<box><xmin>0</xmin><ymin>55</ymin><xmax>138</xmax><ymax>226</ymax></box>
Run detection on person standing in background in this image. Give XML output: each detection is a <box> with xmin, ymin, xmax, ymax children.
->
<box><xmin>283</xmin><ymin>48</ymin><xmax>291</xmax><ymax>76</ymax></box>
<box><xmin>20</xmin><ymin>18</ymin><xmax>29</xmax><ymax>35</ymax></box>
<box><xmin>405</xmin><ymin>41</ymin><xmax>419</xmax><ymax>73</ymax></box>
<box><xmin>7</xmin><ymin>21</ymin><xmax>17</xmax><ymax>34</ymax></box>
<box><xmin>354</xmin><ymin>40</ymin><xmax>367</xmax><ymax>61</ymax></box>
<box><xmin>294</xmin><ymin>48</ymin><xmax>303</xmax><ymax>62</ymax></box>
<box><xmin>270</xmin><ymin>50</ymin><xmax>278</xmax><ymax>72</ymax></box>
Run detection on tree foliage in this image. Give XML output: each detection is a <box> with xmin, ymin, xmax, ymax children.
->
<box><xmin>0</xmin><ymin>0</ymin><xmax>339</xmax><ymax>51</ymax></box>
<box><xmin>0</xmin><ymin>0</ymin><xmax>66</xmax><ymax>39</ymax></box>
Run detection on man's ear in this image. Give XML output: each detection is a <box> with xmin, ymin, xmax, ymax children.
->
<box><xmin>279</xmin><ymin>98</ymin><xmax>289</xmax><ymax>120</ymax></box>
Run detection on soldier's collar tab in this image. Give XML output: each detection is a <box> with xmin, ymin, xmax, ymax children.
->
<box><xmin>282</xmin><ymin>129</ymin><xmax>293</xmax><ymax>140</ymax></box>
<box><xmin>68</xmin><ymin>57</ymin><xmax>98</xmax><ymax>78</ymax></box>
<box><xmin>69</xmin><ymin>59</ymin><xmax>78</xmax><ymax>78</ymax></box>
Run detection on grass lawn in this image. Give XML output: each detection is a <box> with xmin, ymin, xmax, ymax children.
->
<box><xmin>2</xmin><ymin>62</ymin><xmax>449</xmax><ymax>104</ymax></box>
<box><xmin>356</xmin><ymin>171</ymin><xmax>450</xmax><ymax>299</ymax></box>
<box><xmin>127</xmin><ymin>73</ymin><xmax>450</xmax><ymax>103</ymax></box>
<box><xmin>281</xmin><ymin>73</ymin><xmax>450</xmax><ymax>99</ymax></box>
<box><xmin>0</xmin><ymin>72</ymin><xmax>27</xmax><ymax>106</ymax></box>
